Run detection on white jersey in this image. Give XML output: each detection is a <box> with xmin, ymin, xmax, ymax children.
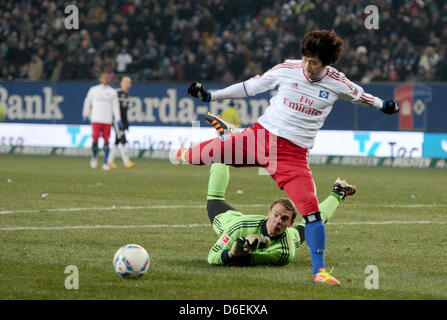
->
<box><xmin>211</xmin><ymin>59</ymin><xmax>383</xmax><ymax>149</ymax></box>
<box><xmin>82</xmin><ymin>84</ymin><xmax>121</xmax><ymax>124</ymax></box>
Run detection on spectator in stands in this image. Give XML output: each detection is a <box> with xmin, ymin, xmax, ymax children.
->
<box><xmin>27</xmin><ymin>54</ymin><xmax>44</xmax><ymax>81</ymax></box>
<box><xmin>418</xmin><ymin>47</ymin><xmax>439</xmax><ymax>73</ymax></box>
<box><xmin>1</xmin><ymin>0</ymin><xmax>446</xmax><ymax>82</ymax></box>
<box><xmin>59</xmin><ymin>56</ymin><xmax>77</xmax><ymax>80</ymax></box>
<box><xmin>116</xmin><ymin>47</ymin><xmax>133</xmax><ymax>74</ymax></box>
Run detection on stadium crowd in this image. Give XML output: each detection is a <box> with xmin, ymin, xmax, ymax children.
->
<box><xmin>1</xmin><ymin>0</ymin><xmax>447</xmax><ymax>83</ymax></box>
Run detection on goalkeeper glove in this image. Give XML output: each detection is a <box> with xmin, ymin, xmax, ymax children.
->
<box><xmin>228</xmin><ymin>237</ymin><xmax>248</xmax><ymax>258</ymax></box>
<box><xmin>243</xmin><ymin>234</ymin><xmax>271</xmax><ymax>252</ymax></box>
<box><xmin>117</xmin><ymin>120</ymin><xmax>124</xmax><ymax>130</ymax></box>
<box><xmin>228</xmin><ymin>234</ymin><xmax>271</xmax><ymax>259</ymax></box>
<box><xmin>187</xmin><ymin>82</ymin><xmax>211</xmax><ymax>102</ymax></box>
<box><xmin>381</xmin><ymin>100</ymin><xmax>399</xmax><ymax>114</ymax></box>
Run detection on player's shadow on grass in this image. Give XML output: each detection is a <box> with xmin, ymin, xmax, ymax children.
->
<box><xmin>176</xmin><ymin>259</ymin><xmax>310</xmax><ymax>269</ymax></box>
<box><xmin>172</xmin><ymin>256</ymin><xmax>310</xmax><ymax>269</ymax></box>
<box><xmin>174</xmin><ymin>259</ymin><xmax>281</xmax><ymax>268</ymax></box>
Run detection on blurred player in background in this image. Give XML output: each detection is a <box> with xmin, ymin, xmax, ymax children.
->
<box><xmin>82</xmin><ymin>72</ymin><xmax>122</xmax><ymax>170</ymax></box>
<box><xmin>206</xmin><ymin>163</ymin><xmax>355</xmax><ymax>274</ymax></box>
<box><xmin>180</xmin><ymin>29</ymin><xmax>399</xmax><ymax>284</ymax></box>
<box><xmin>219</xmin><ymin>100</ymin><xmax>241</xmax><ymax>129</ymax></box>
<box><xmin>108</xmin><ymin>76</ymin><xmax>136</xmax><ymax>169</ymax></box>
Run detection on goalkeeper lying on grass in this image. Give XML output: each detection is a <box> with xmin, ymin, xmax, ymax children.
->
<box><xmin>206</xmin><ymin>163</ymin><xmax>355</xmax><ymax>270</ymax></box>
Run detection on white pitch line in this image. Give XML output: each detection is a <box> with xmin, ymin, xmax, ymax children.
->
<box><xmin>0</xmin><ymin>204</ymin><xmax>266</xmax><ymax>215</ymax></box>
<box><xmin>0</xmin><ymin>221</ymin><xmax>446</xmax><ymax>231</ymax></box>
<box><xmin>1</xmin><ymin>203</ymin><xmax>446</xmax><ymax>216</ymax></box>
<box><xmin>0</xmin><ymin>223</ymin><xmax>211</xmax><ymax>231</ymax></box>
<box><xmin>344</xmin><ymin>204</ymin><xmax>447</xmax><ymax>208</ymax></box>
<box><xmin>329</xmin><ymin>220</ymin><xmax>447</xmax><ymax>225</ymax></box>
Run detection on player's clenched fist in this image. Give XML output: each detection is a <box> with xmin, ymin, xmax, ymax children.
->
<box><xmin>381</xmin><ymin>100</ymin><xmax>399</xmax><ymax>114</ymax></box>
<box><xmin>187</xmin><ymin>82</ymin><xmax>211</xmax><ymax>102</ymax></box>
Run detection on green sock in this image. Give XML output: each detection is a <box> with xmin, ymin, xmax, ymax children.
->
<box><xmin>319</xmin><ymin>194</ymin><xmax>340</xmax><ymax>223</ymax></box>
<box><xmin>206</xmin><ymin>163</ymin><xmax>230</xmax><ymax>201</ymax></box>
<box><xmin>296</xmin><ymin>194</ymin><xmax>340</xmax><ymax>227</ymax></box>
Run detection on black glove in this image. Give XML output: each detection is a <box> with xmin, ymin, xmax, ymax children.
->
<box><xmin>381</xmin><ymin>100</ymin><xmax>399</xmax><ymax>114</ymax></box>
<box><xmin>187</xmin><ymin>82</ymin><xmax>211</xmax><ymax>102</ymax></box>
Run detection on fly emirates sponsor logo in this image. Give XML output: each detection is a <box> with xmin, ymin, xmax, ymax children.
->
<box><xmin>282</xmin><ymin>96</ymin><xmax>322</xmax><ymax>116</ymax></box>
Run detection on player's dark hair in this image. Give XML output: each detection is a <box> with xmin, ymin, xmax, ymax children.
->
<box><xmin>301</xmin><ymin>29</ymin><xmax>344</xmax><ymax>66</ymax></box>
<box><xmin>270</xmin><ymin>198</ymin><xmax>297</xmax><ymax>221</ymax></box>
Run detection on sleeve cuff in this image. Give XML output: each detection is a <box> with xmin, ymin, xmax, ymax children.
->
<box><xmin>221</xmin><ymin>250</ymin><xmax>252</xmax><ymax>266</ymax></box>
<box><xmin>374</xmin><ymin>96</ymin><xmax>383</xmax><ymax>110</ymax></box>
<box><xmin>221</xmin><ymin>250</ymin><xmax>231</xmax><ymax>264</ymax></box>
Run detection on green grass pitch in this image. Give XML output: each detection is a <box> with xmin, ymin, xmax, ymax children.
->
<box><xmin>0</xmin><ymin>155</ymin><xmax>446</xmax><ymax>299</ymax></box>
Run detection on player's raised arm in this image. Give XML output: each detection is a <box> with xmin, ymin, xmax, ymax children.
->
<box><xmin>187</xmin><ymin>63</ymin><xmax>286</xmax><ymax>102</ymax></box>
<box><xmin>337</xmin><ymin>75</ymin><xmax>399</xmax><ymax>114</ymax></box>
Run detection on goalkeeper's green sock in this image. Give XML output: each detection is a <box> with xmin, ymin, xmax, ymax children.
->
<box><xmin>206</xmin><ymin>163</ymin><xmax>230</xmax><ymax>201</ymax></box>
<box><xmin>297</xmin><ymin>193</ymin><xmax>340</xmax><ymax>227</ymax></box>
<box><xmin>319</xmin><ymin>193</ymin><xmax>341</xmax><ymax>223</ymax></box>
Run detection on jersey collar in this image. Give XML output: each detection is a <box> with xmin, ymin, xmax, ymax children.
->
<box><xmin>302</xmin><ymin>67</ymin><xmax>328</xmax><ymax>83</ymax></box>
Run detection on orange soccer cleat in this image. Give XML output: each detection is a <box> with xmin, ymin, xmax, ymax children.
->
<box><xmin>312</xmin><ymin>268</ymin><xmax>341</xmax><ymax>285</ymax></box>
<box><xmin>124</xmin><ymin>161</ymin><xmax>136</xmax><ymax>169</ymax></box>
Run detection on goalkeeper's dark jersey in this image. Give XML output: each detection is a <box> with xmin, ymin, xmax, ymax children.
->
<box><xmin>208</xmin><ymin>210</ymin><xmax>302</xmax><ymax>266</ymax></box>
<box><xmin>116</xmin><ymin>89</ymin><xmax>130</xmax><ymax>130</ymax></box>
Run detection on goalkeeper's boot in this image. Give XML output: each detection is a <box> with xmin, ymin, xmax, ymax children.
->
<box><xmin>124</xmin><ymin>161</ymin><xmax>136</xmax><ymax>169</ymax></box>
<box><xmin>204</xmin><ymin>112</ymin><xmax>241</xmax><ymax>140</ymax></box>
<box><xmin>332</xmin><ymin>178</ymin><xmax>356</xmax><ymax>200</ymax></box>
<box><xmin>312</xmin><ymin>268</ymin><xmax>341</xmax><ymax>285</ymax></box>
<box><xmin>90</xmin><ymin>157</ymin><xmax>98</xmax><ymax>169</ymax></box>
<box><xmin>102</xmin><ymin>163</ymin><xmax>110</xmax><ymax>170</ymax></box>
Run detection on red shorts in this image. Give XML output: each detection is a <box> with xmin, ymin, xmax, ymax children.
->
<box><xmin>91</xmin><ymin>122</ymin><xmax>112</xmax><ymax>143</ymax></box>
<box><xmin>186</xmin><ymin>122</ymin><xmax>319</xmax><ymax>216</ymax></box>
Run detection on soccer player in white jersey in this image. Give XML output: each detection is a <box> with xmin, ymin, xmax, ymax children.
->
<box><xmin>177</xmin><ymin>29</ymin><xmax>399</xmax><ymax>284</ymax></box>
<box><xmin>82</xmin><ymin>72</ymin><xmax>123</xmax><ymax>170</ymax></box>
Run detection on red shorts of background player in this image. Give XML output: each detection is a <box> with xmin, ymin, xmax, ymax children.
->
<box><xmin>183</xmin><ymin>122</ymin><xmax>319</xmax><ymax>216</ymax></box>
<box><xmin>91</xmin><ymin>122</ymin><xmax>112</xmax><ymax>143</ymax></box>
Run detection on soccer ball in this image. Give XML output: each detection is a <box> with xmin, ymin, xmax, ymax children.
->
<box><xmin>113</xmin><ymin>244</ymin><xmax>150</xmax><ymax>278</ymax></box>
